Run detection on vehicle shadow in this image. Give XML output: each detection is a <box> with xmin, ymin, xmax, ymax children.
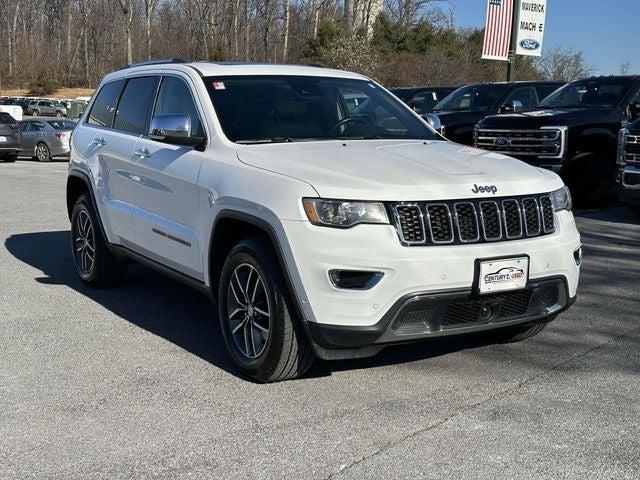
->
<box><xmin>4</xmin><ymin>230</ymin><xmax>500</xmax><ymax>381</ymax></box>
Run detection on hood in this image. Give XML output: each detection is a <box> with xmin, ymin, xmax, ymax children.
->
<box><xmin>479</xmin><ymin>108</ymin><xmax>616</xmax><ymax>129</ymax></box>
<box><xmin>236</xmin><ymin>140</ymin><xmax>563</xmax><ymax>201</ymax></box>
<box><xmin>431</xmin><ymin>109</ymin><xmax>487</xmax><ymax>127</ymax></box>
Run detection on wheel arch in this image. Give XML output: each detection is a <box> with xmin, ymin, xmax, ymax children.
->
<box><xmin>208</xmin><ymin>210</ymin><xmax>311</xmax><ymax>328</ymax></box>
<box><xmin>66</xmin><ymin>169</ymin><xmax>110</xmax><ymax>243</ymax></box>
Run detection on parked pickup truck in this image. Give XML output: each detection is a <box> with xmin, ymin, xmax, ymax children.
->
<box><xmin>475</xmin><ymin>76</ymin><xmax>640</xmax><ymax>207</ymax></box>
<box><xmin>617</xmin><ymin>118</ymin><xmax>640</xmax><ymax>214</ymax></box>
<box><xmin>426</xmin><ymin>81</ymin><xmax>563</xmax><ymax>145</ymax></box>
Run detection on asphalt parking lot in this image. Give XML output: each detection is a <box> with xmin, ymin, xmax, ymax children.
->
<box><xmin>1</xmin><ymin>160</ymin><xmax>639</xmax><ymax>479</ymax></box>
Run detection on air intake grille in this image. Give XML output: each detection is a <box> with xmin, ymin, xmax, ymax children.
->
<box><xmin>426</xmin><ymin>204</ymin><xmax>454</xmax><ymax>243</ymax></box>
<box><xmin>540</xmin><ymin>196</ymin><xmax>555</xmax><ymax>233</ymax></box>
<box><xmin>522</xmin><ymin>198</ymin><xmax>541</xmax><ymax>236</ymax></box>
<box><xmin>474</xmin><ymin>128</ymin><xmax>564</xmax><ymax>158</ymax></box>
<box><xmin>391</xmin><ymin>194</ymin><xmax>556</xmax><ymax>246</ymax></box>
<box><xmin>624</xmin><ymin>135</ymin><xmax>640</xmax><ymax>165</ymax></box>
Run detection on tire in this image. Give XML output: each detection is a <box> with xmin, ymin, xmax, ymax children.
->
<box><xmin>568</xmin><ymin>152</ymin><xmax>615</xmax><ymax>208</ymax></box>
<box><xmin>218</xmin><ymin>237</ymin><xmax>314</xmax><ymax>382</ymax></box>
<box><xmin>493</xmin><ymin>319</ymin><xmax>552</xmax><ymax>343</ymax></box>
<box><xmin>630</xmin><ymin>206</ymin><xmax>640</xmax><ymax>216</ymax></box>
<box><xmin>70</xmin><ymin>194</ymin><xmax>126</xmax><ymax>287</ymax></box>
<box><xmin>55</xmin><ymin>110</ymin><xmax>63</xmax><ymax>118</ymax></box>
<box><xmin>32</xmin><ymin>109</ymin><xmax>40</xmax><ymax>117</ymax></box>
<box><xmin>35</xmin><ymin>142</ymin><xmax>51</xmax><ymax>162</ymax></box>
<box><xmin>2</xmin><ymin>154</ymin><xmax>17</xmax><ymax>163</ymax></box>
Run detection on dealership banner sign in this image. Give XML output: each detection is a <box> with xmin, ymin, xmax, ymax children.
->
<box><xmin>515</xmin><ymin>0</ymin><xmax>547</xmax><ymax>56</ymax></box>
<box><xmin>482</xmin><ymin>0</ymin><xmax>515</xmax><ymax>61</ymax></box>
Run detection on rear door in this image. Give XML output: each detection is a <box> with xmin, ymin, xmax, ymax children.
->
<box><xmin>19</xmin><ymin>122</ymin><xmax>34</xmax><ymax>154</ymax></box>
<box><xmin>73</xmin><ymin>78</ymin><xmax>142</xmax><ymax>243</ymax></box>
<box><xmin>131</xmin><ymin>74</ymin><xmax>206</xmax><ymax>279</ymax></box>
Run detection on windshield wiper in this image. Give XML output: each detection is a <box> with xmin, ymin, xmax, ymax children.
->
<box><xmin>236</xmin><ymin>137</ymin><xmax>294</xmax><ymax>144</ymax></box>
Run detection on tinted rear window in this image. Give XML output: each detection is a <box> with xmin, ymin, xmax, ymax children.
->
<box><xmin>113</xmin><ymin>76</ymin><xmax>158</xmax><ymax>135</ymax></box>
<box><xmin>88</xmin><ymin>80</ymin><xmax>123</xmax><ymax>127</ymax></box>
<box><xmin>47</xmin><ymin>120</ymin><xmax>76</xmax><ymax>130</ymax></box>
<box><xmin>0</xmin><ymin>112</ymin><xmax>15</xmax><ymax>124</ymax></box>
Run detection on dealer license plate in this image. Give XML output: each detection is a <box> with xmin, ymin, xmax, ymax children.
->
<box><xmin>478</xmin><ymin>257</ymin><xmax>529</xmax><ymax>294</ymax></box>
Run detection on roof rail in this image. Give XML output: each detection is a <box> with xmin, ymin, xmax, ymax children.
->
<box><xmin>124</xmin><ymin>58</ymin><xmax>188</xmax><ymax>69</ymax></box>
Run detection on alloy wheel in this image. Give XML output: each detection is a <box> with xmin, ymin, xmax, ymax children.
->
<box><xmin>226</xmin><ymin>263</ymin><xmax>271</xmax><ymax>359</ymax></box>
<box><xmin>73</xmin><ymin>210</ymin><xmax>95</xmax><ymax>276</ymax></box>
<box><xmin>36</xmin><ymin>144</ymin><xmax>50</xmax><ymax>162</ymax></box>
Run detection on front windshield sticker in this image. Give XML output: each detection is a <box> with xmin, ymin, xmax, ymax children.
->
<box><xmin>212</xmin><ymin>82</ymin><xmax>226</xmax><ymax>90</ymax></box>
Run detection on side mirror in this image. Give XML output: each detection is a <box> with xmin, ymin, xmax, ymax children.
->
<box><xmin>421</xmin><ymin>113</ymin><xmax>443</xmax><ymax>134</ymax></box>
<box><xmin>627</xmin><ymin>103</ymin><xmax>640</xmax><ymax>121</ymax></box>
<box><xmin>149</xmin><ymin>114</ymin><xmax>205</xmax><ymax>147</ymax></box>
<box><xmin>499</xmin><ymin>100</ymin><xmax>523</xmax><ymax>114</ymax></box>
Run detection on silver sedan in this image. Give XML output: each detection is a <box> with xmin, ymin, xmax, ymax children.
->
<box><xmin>18</xmin><ymin>118</ymin><xmax>75</xmax><ymax>162</ymax></box>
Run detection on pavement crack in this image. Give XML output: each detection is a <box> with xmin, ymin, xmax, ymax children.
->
<box><xmin>326</xmin><ymin>325</ymin><xmax>640</xmax><ymax>479</ymax></box>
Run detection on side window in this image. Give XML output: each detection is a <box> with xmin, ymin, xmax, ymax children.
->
<box><xmin>32</xmin><ymin>122</ymin><xmax>45</xmax><ymax>132</ymax></box>
<box><xmin>503</xmin><ymin>86</ymin><xmax>536</xmax><ymax>109</ymax></box>
<box><xmin>153</xmin><ymin>76</ymin><xmax>203</xmax><ymax>136</ymax></box>
<box><xmin>88</xmin><ymin>80</ymin><xmax>123</xmax><ymax>127</ymax></box>
<box><xmin>629</xmin><ymin>88</ymin><xmax>640</xmax><ymax>106</ymax></box>
<box><xmin>407</xmin><ymin>92</ymin><xmax>427</xmax><ymax>115</ymax></box>
<box><xmin>113</xmin><ymin>76</ymin><xmax>159</xmax><ymax>135</ymax></box>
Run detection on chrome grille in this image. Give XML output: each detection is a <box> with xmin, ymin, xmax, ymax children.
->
<box><xmin>522</xmin><ymin>198</ymin><xmax>541</xmax><ymax>236</ymax></box>
<box><xmin>474</xmin><ymin>128</ymin><xmax>565</xmax><ymax>158</ymax></box>
<box><xmin>625</xmin><ymin>135</ymin><xmax>640</xmax><ymax>165</ymax></box>
<box><xmin>391</xmin><ymin>194</ymin><xmax>555</xmax><ymax>246</ymax></box>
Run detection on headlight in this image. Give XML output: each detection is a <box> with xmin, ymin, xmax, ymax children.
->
<box><xmin>617</xmin><ymin>128</ymin><xmax>629</xmax><ymax>166</ymax></box>
<box><xmin>302</xmin><ymin>198</ymin><xmax>389</xmax><ymax>228</ymax></box>
<box><xmin>550</xmin><ymin>186</ymin><xmax>572</xmax><ymax>212</ymax></box>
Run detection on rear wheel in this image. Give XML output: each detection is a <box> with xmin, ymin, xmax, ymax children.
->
<box><xmin>35</xmin><ymin>142</ymin><xmax>51</xmax><ymax>162</ymax></box>
<box><xmin>218</xmin><ymin>237</ymin><xmax>314</xmax><ymax>382</ymax></box>
<box><xmin>70</xmin><ymin>194</ymin><xmax>126</xmax><ymax>287</ymax></box>
<box><xmin>55</xmin><ymin>110</ymin><xmax>64</xmax><ymax>118</ymax></box>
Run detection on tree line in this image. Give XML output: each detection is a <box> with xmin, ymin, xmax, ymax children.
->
<box><xmin>0</xmin><ymin>0</ymin><xmax>597</xmax><ymax>94</ymax></box>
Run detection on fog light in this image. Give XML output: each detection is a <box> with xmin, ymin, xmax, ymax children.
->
<box><xmin>573</xmin><ymin>247</ymin><xmax>582</xmax><ymax>267</ymax></box>
<box><xmin>329</xmin><ymin>270</ymin><xmax>384</xmax><ymax>290</ymax></box>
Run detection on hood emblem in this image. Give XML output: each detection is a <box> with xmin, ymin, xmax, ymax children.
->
<box><xmin>472</xmin><ymin>184</ymin><xmax>498</xmax><ymax>194</ymax></box>
<box><xmin>494</xmin><ymin>136</ymin><xmax>511</xmax><ymax>146</ymax></box>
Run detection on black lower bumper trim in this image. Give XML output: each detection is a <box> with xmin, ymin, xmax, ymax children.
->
<box><xmin>308</xmin><ymin>276</ymin><xmax>573</xmax><ymax>350</ymax></box>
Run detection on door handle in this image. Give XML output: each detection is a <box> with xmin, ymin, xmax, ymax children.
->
<box><xmin>92</xmin><ymin>137</ymin><xmax>106</xmax><ymax>146</ymax></box>
<box><xmin>134</xmin><ymin>148</ymin><xmax>151</xmax><ymax>159</ymax></box>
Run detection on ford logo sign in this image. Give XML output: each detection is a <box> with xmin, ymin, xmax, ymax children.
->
<box><xmin>494</xmin><ymin>136</ymin><xmax>511</xmax><ymax>146</ymax></box>
<box><xmin>519</xmin><ymin>39</ymin><xmax>540</xmax><ymax>51</ymax></box>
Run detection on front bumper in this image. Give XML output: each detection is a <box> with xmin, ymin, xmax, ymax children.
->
<box><xmin>281</xmin><ymin>210</ymin><xmax>581</xmax><ymax>354</ymax></box>
<box><xmin>617</xmin><ymin>167</ymin><xmax>640</xmax><ymax>206</ymax></box>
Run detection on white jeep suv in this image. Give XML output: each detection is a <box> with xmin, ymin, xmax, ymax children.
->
<box><xmin>67</xmin><ymin>60</ymin><xmax>581</xmax><ymax>382</ymax></box>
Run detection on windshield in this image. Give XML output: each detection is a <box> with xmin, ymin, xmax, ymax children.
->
<box><xmin>204</xmin><ymin>75</ymin><xmax>436</xmax><ymax>143</ymax></box>
<box><xmin>538</xmin><ymin>78</ymin><xmax>635</xmax><ymax>109</ymax></box>
<box><xmin>433</xmin><ymin>84</ymin><xmax>509</xmax><ymax>112</ymax></box>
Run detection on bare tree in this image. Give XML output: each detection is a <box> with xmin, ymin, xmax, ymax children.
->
<box><xmin>536</xmin><ymin>46</ymin><xmax>595</xmax><ymax>82</ymax></box>
<box><xmin>143</xmin><ymin>0</ymin><xmax>160</xmax><ymax>60</ymax></box>
<box><xmin>620</xmin><ymin>61</ymin><xmax>632</xmax><ymax>75</ymax></box>
<box><xmin>116</xmin><ymin>0</ymin><xmax>134</xmax><ymax>65</ymax></box>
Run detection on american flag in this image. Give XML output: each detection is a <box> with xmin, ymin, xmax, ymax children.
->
<box><xmin>482</xmin><ymin>0</ymin><xmax>515</xmax><ymax>61</ymax></box>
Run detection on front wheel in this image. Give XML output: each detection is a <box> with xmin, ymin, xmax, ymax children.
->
<box><xmin>569</xmin><ymin>152</ymin><xmax>615</xmax><ymax>208</ymax></box>
<box><xmin>55</xmin><ymin>110</ymin><xmax>64</xmax><ymax>118</ymax></box>
<box><xmin>70</xmin><ymin>194</ymin><xmax>126</xmax><ymax>287</ymax></box>
<box><xmin>32</xmin><ymin>109</ymin><xmax>40</xmax><ymax>117</ymax></box>
<box><xmin>218</xmin><ymin>237</ymin><xmax>314</xmax><ymax>382</ymax></box>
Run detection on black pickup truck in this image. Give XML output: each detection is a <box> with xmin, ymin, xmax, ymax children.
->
<box><xmin>617</xmin><ymin>117</ymin><xmax>640</xmax><ymax>214</ymax></box>
<box><xmin>425</xmin><ymin>81</ymin><xmax>562</xmax><ymax>146</ymax></box>
<box><xmin>475</xmin><ymin>76</ymin><xmax>640</xmax><ymax>207</ymax></box>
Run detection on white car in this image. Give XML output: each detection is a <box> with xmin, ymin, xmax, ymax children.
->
<box><xmin>66</xmin><ymin>61</ymin><xmax>581</xmax><ymax>382</ymax></box>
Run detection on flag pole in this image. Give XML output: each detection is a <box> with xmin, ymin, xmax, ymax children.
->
<box><xmin>506</xmin><ymin>0</ymin><xmax>520</xmax><ymax>82</ymax></box>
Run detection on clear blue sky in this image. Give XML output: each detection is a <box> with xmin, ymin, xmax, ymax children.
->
<box><xmin>451</xmin><ymin>0</ymin><xmax>640</xmax><ymax>75</ymax></box>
